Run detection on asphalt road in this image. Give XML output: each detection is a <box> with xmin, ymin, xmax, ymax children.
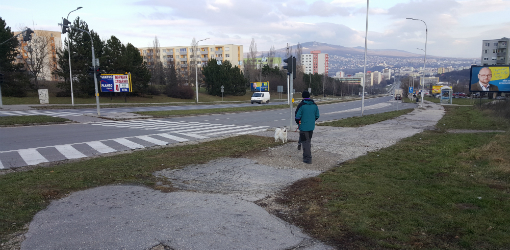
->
<box><xmin>0</xmin><ymin>96</ymin><xmax>416</xmax><ymax>169</ymax></box>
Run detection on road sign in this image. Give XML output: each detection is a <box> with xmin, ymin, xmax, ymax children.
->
<box><xmin>221</xmin><ymin>85</ymin><xmax>224</xmax><ymax>93</ymax></box>
<box><xmin>409</xmin><ymin>87</ymin><xmax>414</xmax><ymax>94</ymax></box>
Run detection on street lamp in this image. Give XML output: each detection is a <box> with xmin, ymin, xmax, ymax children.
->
<box><xmin>407</xmin><ymin>17</ymin><xmax>427</xmax><ymax>108</ymax></box>
<box><xmin>361</xmin><ymin>0</ymin><xmax>369</xmax><ymax>116</ymax></box>
<box><xmin>67</xmin><ymin>7</ymin><xmax>82</xmax><ymax>106</ymax></box>
<box><xmin>194</xmin><ymin>37</ymin><xmax>209</xmax><ymax>103</ymax></box>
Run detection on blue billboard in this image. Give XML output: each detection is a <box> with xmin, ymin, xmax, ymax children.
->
<box><xmin>250</xmin><ymin>81</ymin><xmax>269</xmax><ymax>92</ymax></box>
<box><xmin>470</xmin><ymin>65</ymin><xmax>510</xmax><ymax>92</ymax></box>
<box><xmin>100</xmin><ymin>74</ymin><xmax>132</xmax><ymax>92</ymax></box>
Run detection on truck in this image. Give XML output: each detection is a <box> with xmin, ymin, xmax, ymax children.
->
<box><xmin>394</xmin><ymin>89</ymin><xmax>403</xmax><ymax>100</ymax></box>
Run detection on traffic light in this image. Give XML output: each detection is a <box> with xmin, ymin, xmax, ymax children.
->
<box><xmin>88</xmin><ymin>67</ymin><xmax>95</xmax><ymax>76</ymax></box>
<box><xmin>95</xmin><ymin>67</ymin><xmax>101</xmax><ymax>80</ymax></box>
<box><xmin>62</xmin><ymin>18</ymin><xmax>71</xmax><ymax>34</ymax></box>
<box><xmin>22</xmin><ymin>28</ymin><xmax>34</xmax><ymax>42</ymax></box>
<box><xmin>291</xmin><ymin>56</ymin><xmax>296</xmax><ymax>79</ymax></box>
<box><xmin>283</xmin><ymin>56</ymin><xmax>292</xmax><ymax>74</ymax></box>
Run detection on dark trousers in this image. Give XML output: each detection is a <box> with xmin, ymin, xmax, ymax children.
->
<box><xmin>299</xmin><ymin>130</ymin><xmax>313</xmax><ymax>163</ymax></box>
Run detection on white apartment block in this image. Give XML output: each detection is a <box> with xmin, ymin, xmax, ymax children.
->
<box><xmin>14</xmin><ymin>30</ymin><xmax>62</xmax><ymax>81</ymax></box>
<box><xmin>139</xmin><ymin>44</ymin><xmax>244</xmax><ymax>72</ymax></box>
<box><xmin>481</xmin><ymin>37</ymin><xmax>509</xmax><ymax>65</ymax></box>
<box><xmin>301</xmin><ymin>50</ymin><xmax>329</xmax><ymax>75</ymax></box>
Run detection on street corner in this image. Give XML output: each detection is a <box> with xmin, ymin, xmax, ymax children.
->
<box><xmin>85</xmin><ymin>112</ymin><xmax>152</xmax><ymax>121</ymax></box>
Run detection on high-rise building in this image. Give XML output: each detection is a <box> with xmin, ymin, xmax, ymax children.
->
<box><xmin>139</xmin><ymin>44</ymin><xmax>244</xmax><ymax>76</ymax></box>
<box><xmin>301</xmin><ymin>50</ymin><xmax>329</xmax><ymax>75</ymax></box>
<box><xmin>14</xmin><ymin>30</ymin><xmax>62</xmax><ymax>81</ymax></box>
<box><xmin>481</xmin><ymin>37</ymin><xmax>509</xmax><ymax>65</ymax></box>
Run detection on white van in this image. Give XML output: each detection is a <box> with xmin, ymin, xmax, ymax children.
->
<box><xmin>251</xmin><ymin>92</ymin><xmax>270</xmax><ymax>104</ymax></box>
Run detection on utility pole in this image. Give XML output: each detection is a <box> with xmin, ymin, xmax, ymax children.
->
<box><xmin>65</xmin><ymin>7</ymin><xmax>82</xmax><ymax>106</ymax></box>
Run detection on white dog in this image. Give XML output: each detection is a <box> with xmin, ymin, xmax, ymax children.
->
<box><xmin>274</xmin><ymin>127</ymin><xmax>288</xmax><ymax>143</ymax></box>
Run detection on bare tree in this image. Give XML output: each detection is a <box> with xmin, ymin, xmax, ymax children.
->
<box><xmin>20</xmin><ymin>29</ymin><xmax>51</xmax><ymax>89</ymax></box>
<box><xmin>150</xmin><ymin>36</ymin><xmax>165</xmax><ymax>86</ymax></box>
<box><xmin>268</xmin><ymin>45</ymin><xmax>275</xmax><ymax>68</ymax></box>
<box><xmin>245</xmin><ymin>38</ymin><xmax>258</xmax><ymax>82</ymax></box>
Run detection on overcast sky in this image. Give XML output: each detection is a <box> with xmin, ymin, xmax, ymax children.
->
<box><xmin>2</xmin><ymin>0</ymin><xmax>510</xmax><ymax>58</ymax></box>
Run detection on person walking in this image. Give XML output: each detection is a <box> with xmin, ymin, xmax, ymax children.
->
<box><xmin>295</xmin><ymin>90</ymin><xmax>320</xmax><ymax>164</ymax></box>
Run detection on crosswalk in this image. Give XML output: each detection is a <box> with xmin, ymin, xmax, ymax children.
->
<box><xmin>0</xmin><ymin>120</ymin><xmax>269</xmax><ymax>169</ymax></box>
<box><xmin>0</xmin><ymin>110</ymin><xmax>93</xmax><ymax>117</ymax></box>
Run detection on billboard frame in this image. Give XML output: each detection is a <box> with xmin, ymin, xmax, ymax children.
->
<box><xmin>469</xmin><ymin>65</ymin><xmax>510</xmax><ymax>93</ymax></box>
<box><xmin>99</xmin><ymin>73</ymin><xmax>133</xmax><ymax>93</ymax></box>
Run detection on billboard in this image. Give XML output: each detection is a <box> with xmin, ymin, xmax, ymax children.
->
<box><xmin>470</xmin><ymin>65</ymin><xmax>510</xmax><ymax>92</ymax></box>
<box><xmin>100</xmin><ymin>74</ymin><xmax>132</xmax><ymax>93</ymax></box>
<box><xmin>250</xmin><ymin>81</ymin><xmax>269</xmax><ymax>92</ymax></box>
<box><xmin>432</xmin><ymin>85</ymin><xmax>451</xmax><ymax>94</ymax></box>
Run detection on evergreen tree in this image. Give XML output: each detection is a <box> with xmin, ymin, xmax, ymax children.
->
<box><xmin>202</xmin><ymin>59</ymin><xmax>247</xmax><ymax>96</ymax></box>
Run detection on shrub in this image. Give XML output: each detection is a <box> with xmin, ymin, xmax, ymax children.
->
<box><xmin>167</xmin><ymin>85</ymin><xmax>194</xmax><ymax>99</ymax></box>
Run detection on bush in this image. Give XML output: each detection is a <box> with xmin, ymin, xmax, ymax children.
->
<box><xmin>167</xmin><ymin>85</ymin><xmax>194</xmax><ymax>99</ymax></box>
<box><xmin>147</xmin><ymin>85</ymin><xmax>161</xmax><ymax>95</ymax></box>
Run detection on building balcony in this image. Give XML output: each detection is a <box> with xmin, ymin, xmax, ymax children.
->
<box><xmin>201</xmin><ymin>57</ymin><xmax>208</xmax><ymax>61</ymax></box>
<box><xmin>498</xmin><ymin>44</ymin><xmax>507</xmax><ymax>49</ymax></box>
<box><xmin>497</xmin><ymin>52</ymin><xmax>507</xmax><ymax>57</ymax></box>
<box><xmin>216</xmin><ymin>57</ymin><xmax>223</xmax><ymax>61</ymax></box>
<box><xmin>216</xmin><ymin>49</ymin><xmax>223</xmax><ymax>54</ymax></box>
<box><xmin>497</xmin><ymin>59</ymin><xmax>507</xmax><ymax>64</ymax></box>
<box><xmin>180</xmin><ymin>64</ymin><xmax>188</xmax><ymax>67</ymax></box>
<box><xmin>201</xmin><ymin>51</ymin><xmax>208</xmax><ymax>55</ymax></box>
<box><xmin>165</xmin><ymin>51</ymin><xmax>173</xmax><ymax>55</ymax></box>
<box><xmin>180</xmin><ymin>57</ymin><xmax>188</xmax><ymax>62</ymax></box>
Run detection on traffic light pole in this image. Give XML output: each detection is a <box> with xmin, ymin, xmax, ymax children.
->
<box><xmin>63</xmin><ymin>25</ymin><xmax>101</xmax><ymax>116</ymax></box>
<box><xmin>289</xmin><ymin>72</ymin><xmax>293</xmax><ymax>131</ymax></box>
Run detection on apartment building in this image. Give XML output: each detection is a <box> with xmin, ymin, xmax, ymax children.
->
<box><xmin>481</xmin><ymin>37</ymin><xmax>509</xmax><ymax>65</ymax></box>
<box><xmin>301</xmin><ymin>50</ymin><xmax>329</xmax><ymax>75</ymax></box>
<box><xmin>14</xmin><ymin>30</ymin><xmax>62</xmax><ymax>81</ymax></box>
<box><xmin>139</xmin><ymin>44</ymin><xmax>244</xmax><ymax>74</ymax></box>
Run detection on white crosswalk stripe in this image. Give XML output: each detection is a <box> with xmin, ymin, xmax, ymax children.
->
<box><xmin>136</xmin><ymin>135</ymin><xmax>169</xmax><ymax>146</ymax></box>
<box><xmin>86</xmin><ymin>141</ymin><xmax>116</xmax><ymax>154</ymax></box>
<box><xmin>18</xmin><ymin>149</ymin><xmax>48</xmax><ymax>165</ymax></box>
<box><xmin>0</xmin><ymin>110</ymin><xmax>91</xmax><ymax>117</ymax></box>
<box><xmin>0</xmin><ymin>120</ymin><xmax>270</xmax><ymax>169</ymax></box>
<box><xmin>112</xmin><ymin>138</ymin><xmax>144</xmax><ymax>149</ymax></box>
<box><xmin>55</xmin><ymin>145</ymin><xmax>87</xmax><ymax>159</ymax></box>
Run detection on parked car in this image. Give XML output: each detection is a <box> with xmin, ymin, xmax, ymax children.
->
<box><xmin>496</xmin><ymin>95</ymin><xmax>507</xmax><ymax>100</ymax></box>
<box><xmin>454</xmin><ymin>92</ymin><xmax>466</xmax><ymax>98</ymax></box>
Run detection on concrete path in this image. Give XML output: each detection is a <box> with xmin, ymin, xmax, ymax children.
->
<box><xmin>18</xmin><ymin>101</ymin><xmax>445</xmax><ymax>250</ymax></box>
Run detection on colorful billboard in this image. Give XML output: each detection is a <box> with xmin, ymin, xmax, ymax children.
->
<box><xmin>100</xmin><ymin>74</ymin><xmax>132</xmax><ymax>92</ymax></box>
<box><xmin>470</xmin><ymin>65</ymin><xmax>510</xmax><ymax>92</ymax></box>
<box><xmin>250</xmin><ymin>81</ymin><xmax>269</xmax><ymax>92</ymax></box>
<box><xmin>432</xmin><ymin>85</ymin><xmax>451</xmax><ymax>94</ymax></box>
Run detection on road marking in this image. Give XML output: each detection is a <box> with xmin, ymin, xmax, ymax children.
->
<box><xmin>0</xmin><ymin>160</ymin><xmax>4</xmax><ymax>169</ymax></box>
<box><xmin>86</xmin><ymin>141</ymin><xmax>116</xmax><ymax>154</ymax></box>
<box><xmin>136</xmin><ymin>135</ymin><xmax>169</xmax><ymax>145</ymax></box>
<box><xmin>112</xmin><ymin>138</ymin><xmax>144</xmax><ymax>149</ymax></box>
<box><xmin>176</xmin><ymin>133</ymin><xmax>209</xmax><ymax>139</ymax></box>
<box><xmin>55</xmin><ymin>145</ymin><xmax>87</xmax><ymax>159</ymax></box>
<box><xmin>156</xmin><ymin>133</ymin><xmax>189</xmax><ymax>142</ymax></box>
<box><xmin>18</xmin><ymin>149</ymin><xmax>48</xmax><ymax>166</ymax></box>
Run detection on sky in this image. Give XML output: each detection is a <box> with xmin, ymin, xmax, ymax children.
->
<box><xmin>2</xmin><ymin>0</ymin><xmax>510</xmax><ymax>59</ymax></box>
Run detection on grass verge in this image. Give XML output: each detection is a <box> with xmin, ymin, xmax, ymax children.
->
<box><xmin>0</xmin><ymin>115</ymin><xmax>71</xmax><ymax>126</ymax></box>
<box><xmin>134</xmin><ymin>104</ymin><xmax>291</xmax><ymax>117</ymax></box>
<box><xmin>0</xmin><ymin>135</ymin><xmax>280</xmax><ymax>242</ymax></box>
<box><xmin>318</xmin><ymin>108</ymin><xmax>414</xmax><ymax>127</ymax></box>
<box><xmin>276</xmin><ymin>104</ymin><xmax>510</xmax><ymax>249</ymax></box>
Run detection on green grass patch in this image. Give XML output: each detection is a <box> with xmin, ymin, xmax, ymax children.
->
<box><xmin>0</xmin><ymin>135</ymin><xmax>280</xmax><ymax>242</ymax></box>
<box><xmin>318</xmin><ymin>108</ymin><xmax>414</xmax><ymax>127</ymax></box>
<box><xmin>278</xmin><ymin>105</ymin><xmax>510</xmax><ymax>249</ymax></box>
<box><xmin>135</xmin><ymin>104</ymin><xmax>291</xmax><ymax>117</ymax></box>
<box><xmin>0</xmin><ymin>115</ymin><xmax>71</xmax><ymax>126</ymax></box>
<box><xmin>438</xmin><ymin>106</ymin><xmax>510</xmax><ymax>131</ymax></box>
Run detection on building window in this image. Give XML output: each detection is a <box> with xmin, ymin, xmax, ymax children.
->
<box><xmin>225</xmin><ymin>47</ymin><xmax>230</xmax><ymax>51</ymax></box>
<box><xmin>485</xmin><ymin>43</ymin><xmax>490</xmax><ymax>46</ymax></box>
<box><xmin>180</xmin><ymin>48</ymin><xmax>186</xmax><ymax>52</ymax></box>
<box><xmin>492</xmin><ymin>57</ymin><xmax>497</xmax><ymax>60</ymax></box>
<box><xmin>493</xmin><ymin>49</ymin><xmax>497</xmax><ymax>53</ymax></box>
<box><xmin>484</xmin><ymin>50</ymin><xmax>488</xmax><ymax>53</ymax></box>
<box><xmin>494</xmin><ymin>43</ymin><xmax>498</xmax><ymax>46</ymax></box>
<box><xmin>225</xmin><ymin>54</ymin><xmax>230</xmax><ymax>58</ymax></box>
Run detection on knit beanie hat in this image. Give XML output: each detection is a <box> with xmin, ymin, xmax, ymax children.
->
<box><xmin>302</xmin><ymin>91</ymin><xmax>310</xmax><ymax>98</ymax></box>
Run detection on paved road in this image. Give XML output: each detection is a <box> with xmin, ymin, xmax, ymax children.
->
<box><xmin>0</xmin><ymin>97</ymin><xmax>416</xmax><ymax>169</ymax></box>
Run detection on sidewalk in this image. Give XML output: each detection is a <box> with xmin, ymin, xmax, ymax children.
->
<box><xmin>16</xmin><ymin>101</ymin><xmax>445</xmax><ymax>250</ymax></box>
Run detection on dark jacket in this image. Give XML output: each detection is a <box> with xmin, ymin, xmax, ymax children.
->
<box><xmin>471</xmin><ymin>82</ymin><xmax>499</xmax><ymax>92</ymax></box>
<box><xmin>295</xmin><ymin>99</ymin><xmax>320</xmax><ymax>131</ymax></box>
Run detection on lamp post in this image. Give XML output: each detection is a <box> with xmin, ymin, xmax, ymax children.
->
<box><xmin>361</xmin><ymin>0</ymin><xmax>369</xmax><ymax>116</ymax></box>
<box><xmin>407</xmin><ymin>17</ymin><xmax>427</xmax><ymax>108</ymax></box>
<box><xmin>66</xmin><ymin>7</ymin><xmax>82</xmax><ymax>106</ymax></box>
<box><xmin>194</xmin><ymin>37</ymin><xmax>209</xmax><ymax>103</ymax></box>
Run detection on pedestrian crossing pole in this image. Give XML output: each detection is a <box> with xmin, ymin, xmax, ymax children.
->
<box><xmin>289</xmin><ymin>72</ymin><xmax>293</xmax><ymax>131</ymax></box>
